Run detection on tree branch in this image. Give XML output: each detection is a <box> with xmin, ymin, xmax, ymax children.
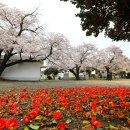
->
<box><xmin>0</xmin><ymin>25</ymin><xmax>5</xmax><ymax>30</ymax></box>
<box><xmin>2</xmin><ymin>9</ymin><xmax>14</xmax><ymax>27</ymax></box>
<box><xmin>6</xmin><ymin>59</ymin><xmax>38</xmax><ymax>67</ymax></box>
<box><xmin>109</xmin><ymin>56</ymin><xmax>115</xmax><ymax>63</ymax></box>
<box><xmin>17</xmin><ymin>8</ymin><xmax>39</xmax><ymax>37</ymax></box>
<box><xmin>22</xmin><ymin>26</ymin><xmax>43</xmax><ymax>34</ymax></box>
<box><xmin>43</xmin><ymin>45</ymin><xmax>53</xmax><ymax>60</ymax></box>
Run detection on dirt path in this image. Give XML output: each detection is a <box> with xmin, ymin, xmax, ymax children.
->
<box><xmin>0</xmin><ymin>79</ymin><xmax>130</xmax><ymax>91</ymax></box>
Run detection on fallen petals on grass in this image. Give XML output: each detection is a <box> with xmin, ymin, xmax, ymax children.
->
<box><xmin>0</xmin><ymin>86</ymin><xmax>130</xmax><ymax>129</ymax></box>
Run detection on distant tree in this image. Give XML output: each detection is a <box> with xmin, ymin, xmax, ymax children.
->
<box><xmin>83</xmin><ymin>66</ymin><xmax>92</xmax><ymax>79</ymax></box>
<box><xmin>49</xmin><ymin>43</ymin><xmax>97</xmax><ymax>80</ymax></box>
<box><xmin>93</xmin><ymin>45</ymin><xmax>130</xmax><ymax>80</ymax></box>
<box><xmin>61</xmin><ymin>0</ymin><xmax>130</xmax><ymax>41</ymax></box>
<box><xmin>119</xmin><ymin>71</ymin><xmax>126</xmax><ymax>78</ymax></box>
<box><xmin>126</xmin><ymin>72</ymin><xmax>130</xmax><ymax>79</ymax></box>
<box><xmin>0</xmin><ymin>3</ymin><xmax>67</xmax><ymax>77</ymax></box>
<box><xmin>44</xmin><ymin>67</ymin><xmax>59</xmax><ymax>80</ymax></box>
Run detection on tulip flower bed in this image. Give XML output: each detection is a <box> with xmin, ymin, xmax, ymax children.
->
<box><xmin>0</xmin><ymin>86</ymin><xmax>130</xmax><ymax>130</ymax></box>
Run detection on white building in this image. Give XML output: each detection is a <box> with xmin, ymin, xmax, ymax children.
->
<box><xmin>1</xmin><ymin>62</ymin><xmax>42</xmax><ymax>81</ymax></box>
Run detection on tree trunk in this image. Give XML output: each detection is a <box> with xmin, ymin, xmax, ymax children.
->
<box><xmin>88</xmin><ymin>72</ymin><xmax>91</xmax><ymax>79</ymax></box>
<box><xmin>52</xmin><ymin>74</ymin><xmax>55</xmax><ymax>80</ymax></box>
<box><xmin>69</xmin><ymin>64</ymin><xmax>80</xmax><ymax>80</ymax></box>
<box><xmin>105</xmin><ymin>67</ymin><xmax>112</xmax><ymax>80</ymax></box>
<box><xmin>0</xmin><ymin>48</ymin><xmax>14</xmax><ymax>77</ymax></box>
<box><xmin>75</xmin><ymin>74</ymin><xmax>80</xmax><ymax>80</ymax></box>
<box><xmin>0</xmin><ymin>65</ymin><xmax>6</xmax><ymax>77</ymax></box>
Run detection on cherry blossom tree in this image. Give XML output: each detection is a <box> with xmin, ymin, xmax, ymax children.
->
<box><xmin>93</xmin><ymin>45</ymin><xmax>130</xmax><ymax>80</ymax></box>
<box><xmin>48</xmin><ymin>43</ymin><xmax>97</xmax><ymax>80</ymax></box>
<box><xmin>0</xmin><ymin>3</ymin><xmax>67</xmax><ymax>76</ymax></box>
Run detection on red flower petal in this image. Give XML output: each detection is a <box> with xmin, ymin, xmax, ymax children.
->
<box><xmin>53</xmin><ymin>111</ymin><xmax>62</xmax><ymax>120</ymax></box>
<box><xmin>57</xmin><ymin>122</ymin><xmax>68</xmax><ymax>130</ymax></box>
<box><xmin>0</xmin><ymin>118</ymin><xmax>6</xmax><ymax>129</ymax></box>
<box><xmin>23</xmin><ymin>116</ymin><xmax>30</xmax><ymax>123</ymax></box>
<box><xmin>6</xmin><ymin>118</ymin><xmax>19</xmax><ymax>130</ymax></box>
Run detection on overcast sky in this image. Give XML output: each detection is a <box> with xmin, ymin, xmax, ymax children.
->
<box><xmin>0</xmin><ymin>0</ymin><xmax>130</xmax><ymax>57</ymax></box>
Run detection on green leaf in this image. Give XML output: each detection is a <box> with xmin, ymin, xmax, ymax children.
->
<box><xmin>35</xmin><ymin>115</ymin><xmax>43</xmax><ymax>120</ymax></box>
<box><xmin>109</xmin><ymin>125</ymin><xmax>117</xmax><ymax>129</ymax></box>
<box><xmin>24</xmin><ymin>126</ymin><xmax>30</xmax><ymax>130</ymax></box>
<box><xmin>29</xmin><ymin>124</ymin><xmax>40</xmax><ymax>130</ymax></box>
<box><xmin>52</xmin><ymin>120</ymin><xmax>57</xmax><ymax>124</ymax></box>
<box><xmin>82</xmin><ymin>120</ymin><xmax>90</xmax><ymax>125</ymax></box>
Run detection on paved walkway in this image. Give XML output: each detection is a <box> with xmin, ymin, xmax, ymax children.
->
<box><xmin>0</xmin><ymin>79</ymin><xmax>130</xmax><ymax>90</ymax></box>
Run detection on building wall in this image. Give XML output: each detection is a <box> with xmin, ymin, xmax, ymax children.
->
<box><xmin>1</xmin><ymin>62</ymin><xmax>42</xmax><ymax>81</ymax></box>
<box><xmin>40</xmin><ymin>66</ymin><xmax>48</xmax><ymax>80</ymax></box>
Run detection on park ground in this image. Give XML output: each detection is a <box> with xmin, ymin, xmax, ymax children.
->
<box><xmin>0</xmin><ymin>79</ymin><xmax>130</xmax><ymax>90</ymax></box>
<box><xmin>0</xmin><ymin>79</ymin><xmax>130</xmax><ymax>129</ymax></box>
